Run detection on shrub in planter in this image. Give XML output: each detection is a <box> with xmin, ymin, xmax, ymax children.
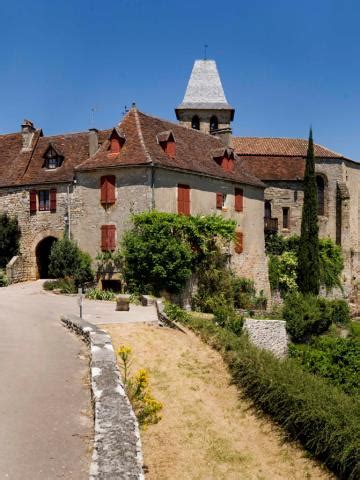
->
<box><xmin>283</xmin><ymin>292</ymin><xmax>332</xmax><ymax>342</ymax></box>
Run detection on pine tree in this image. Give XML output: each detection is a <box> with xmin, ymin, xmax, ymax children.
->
<box><xmin>297</xmin><ymin>128</ymin><xmax>320</xmax><ymax>294</ymax></box>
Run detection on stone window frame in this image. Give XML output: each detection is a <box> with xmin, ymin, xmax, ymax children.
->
<box><xmin>282</xmin><ymin>207</ymin><xmax>290</xmax><ymax>230</ymax></box>
<box><xmin>315</xmin><ymin>173</ymin><xmax>328</xmax><ymax>217</ymax></box>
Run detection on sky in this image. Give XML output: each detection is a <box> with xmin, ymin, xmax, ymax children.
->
<box><xmin>0</xmin><ymin>0</ymin><xmax>359</xmax><ymax>159</ymax></box>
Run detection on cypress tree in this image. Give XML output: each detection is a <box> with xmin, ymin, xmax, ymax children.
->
<box><xmin>297</xmin><ymin>128</ymin><xmax>320</xmax><ymax>294</ymax></box>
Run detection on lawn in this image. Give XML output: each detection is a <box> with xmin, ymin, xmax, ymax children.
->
<box><xmin>103</xmin><ymin>323</ymin><xmax>332</xmax><ymax>480</ymax></box>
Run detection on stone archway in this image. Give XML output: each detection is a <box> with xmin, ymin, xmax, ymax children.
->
<box><xmin>35</xmin><ymin>236</ymin><xmax>57</xmax><ymax>279</ymax></box>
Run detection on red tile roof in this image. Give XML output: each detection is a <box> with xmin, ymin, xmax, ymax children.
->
<box><xmin>77</xmin><ymin>109</ymin><xmax>265</xmax><ymax>188</ymax></box>
<box><xmin>231</xmin><ymin>137</ymin><xmax>348</xmax><ymax>181</ymax></box>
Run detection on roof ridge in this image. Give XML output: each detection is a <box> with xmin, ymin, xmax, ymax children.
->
<box><xmin>132</xmin><ymin>109</ymin><xmax>153</xmax><ymax>164</ymax></box>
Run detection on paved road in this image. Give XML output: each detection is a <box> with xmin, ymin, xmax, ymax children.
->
<box><xmin>0</xmin><ymin>281</ymin><xmax>92</xmax><ymax>479</ymax></box>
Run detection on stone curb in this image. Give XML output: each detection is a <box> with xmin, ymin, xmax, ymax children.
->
<box><xmin>155</xmin><ymin>299</ymin><xmax>187</xmax><ymax>333</ymax></box>
<box><xmin>61</xmin><ymin>314</ymin><xmax>144</xmax><ymax>480</ymax></box>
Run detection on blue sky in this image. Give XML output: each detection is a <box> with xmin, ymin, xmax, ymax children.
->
<box><xmin>0</xmin><ymin>0</ymin><xmax>359</xmax><ymax>159</ymax></box>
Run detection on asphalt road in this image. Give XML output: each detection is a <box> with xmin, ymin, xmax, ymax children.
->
<box><xmin>0</xmin><ymin>281</ymin><xmax>92</xmax><ymax>479</ymax></box>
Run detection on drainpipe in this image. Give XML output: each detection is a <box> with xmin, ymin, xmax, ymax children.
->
<box><xmin>151</xmin><ymin>163</ymin><xmax>155</xmax><ymax>210</ymax></box>
<box><xmin>67</xmin><ymin>183</ymin><xmax>72</xmax><ymax>239</ymax></box>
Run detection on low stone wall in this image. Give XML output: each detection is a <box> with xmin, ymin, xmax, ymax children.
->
<box><xmin>61</xmin><ymin>314</ymin><xmax>144</xmax><ymax>480</ymax></box>
<box><xmin>243</xmin><ymin>319</ymin><xmax>288</xmax><ymax>358</ymax></box>
<box><xmin>6</xmin><ymin>255</ymin><xmax>25</xmax><ymax>284</ymax></box>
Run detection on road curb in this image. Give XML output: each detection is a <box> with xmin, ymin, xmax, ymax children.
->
<box><xmin>61</xmin><ymin>314</ymin><xmax>144</xmax><ymax>480</ymax></box>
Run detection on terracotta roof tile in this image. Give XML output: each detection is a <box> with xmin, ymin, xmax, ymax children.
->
<box><xmin>77</xmin><ymin>109</ymin><xmax>264</xmax><ymax>188</ymax></box>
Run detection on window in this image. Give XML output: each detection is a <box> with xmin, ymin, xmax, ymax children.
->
<box><xmin>37</xmin><ymin>189</ymin><xmax>57</xmax><ymax>212</ymax></box>
<box><xmin>100</xmin><ymin>175</ymin><xmax>116</xmax><ymax>205</ymax></box>
<box><xmin>235</xmin><ymin>188</ymin><xmax>243</xmax><ymax>212</ymax></box>
<box><xmin>191</xmin><ymin>115</ymin><xmax>200</xmax><ymax>130</ymax></box>
<box><xmin>101</xmin><ymin>225</ymin><xmax>116</xmax><ymax>251</ymax></box>
<box><xmin>216</xmin><ymin>192</ymin><xmax>223</xmax><ymax>209</ymax></box>
<box><xmin>177</xmin><ymin>184</ymin><xmax>190</xmax><ymax>215</ymax></box>
<box><xmin>282</xmin><ymin>207</ymin><xmax>290</xmax><ymax>229</ymax></box>
<box><xmin>316</xmin><ymin>175</ymin><xmax>325</xmax><ymax>215</ymax></box>
<box><xmin>47</xmin><ymin>157</ymin><xmax>59</xmax><ymax>169</ymax></box>
<box><xmin>264</xmin><ymin>201</ymin><xmax>272</xmax><ymax>219</ymax></box>
<box><xmin>234</xmin><ymin>231</ymin><xmax>243</xmax><ymax>254</ymax></box>
<box><xmin>210</xmin><ymin>115</ymin><xmax>218</xmax><ymax>132</ymax></box>
<box><xmin>43</xmin><ymin>145</ymin><xmax>63</xmax><ymax>169</ymax></box>
<box><xmin>294</xmin><ymin>190</ymin><xmax>298</xmax><ymax>202</ymax></box>
<box><xmin>110</xmin><ymin>137</ymin><xmax>121</xmax><ymax>153</ymax></box>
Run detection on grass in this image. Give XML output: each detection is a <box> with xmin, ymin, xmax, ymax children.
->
<box><xmin>104</xmin><ymin>322</ymin><xmax>332</xmax><ymax>480</ymax></box>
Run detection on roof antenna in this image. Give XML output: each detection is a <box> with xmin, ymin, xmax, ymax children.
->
<box><xmin>204</xmin><ymin>44</ymin><xmax>208</xmax><ymax>60</ymax></box>
<box><xmin>122</xmin><ymin>105</ymin><xmax>129</xmax><ymax>117</ymax></box>
<box><xmin>90</xmin><ymin>106</ymin><xmax>97</xmax><ymax>127</ymax></box>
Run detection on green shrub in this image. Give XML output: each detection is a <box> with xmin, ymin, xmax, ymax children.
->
<box><xmin>43</xmin><ymin>277</ymin><xmax>77</xmax><ymax>294</ymax></box>
<box><xmin>213</xmin><ymin>304</ymin><xmax>243</xmax><ymax>335</ymax></box>
<box><xmin>283</xmin><ymin>292</ymin><xmax>332</xmax><ymax>342</ymax></box>
<box><xmin>0</xmin><ymin>213</ymin><xmax>21</xmax><ymax>269</ymax></box>
<box><xmin>48</xmin><ymin>237</ymin><xmax>93</xmax><ymax>287</ymax></box>
<box><xmin>0</xmin><ymin>269</ymin><xmax>8</xmax><ymax>287</ymax></box>
<box><xmin>289</xmin><ymin>336</ymin><xmax>360</xmax><ymax>396</ymax></box>
<box><xmin>164</xmin><ymin>302</ymin><xmax>191</xmax><ymax>323</ymax></box>
<box><xmin>350</xmin><ymin>321</ymin><xmax>360</xmax><ymax>339</ymax></box>
<box><xmin>268</xmin><ymin>251</ymin><xmax>298</xmax><ymax>294</ymax></box>
<box><xmin>329</xmin><ymin>299</ymin><xmax>350</xmax><ymax>326</ymax></box>
<box><xmin>85</xmin><ymin>288</ymin><xmax>116</xmax><ymax>301</ymax></box>
<box><xmin>181</xmin><ymin>315</ymin><xmax>360</xmax><ymax>480</ymax></box>
<box><xmin>121</xmin><ymin>211</ymin><xmax>236</xmax><ymax>296</ymax></box>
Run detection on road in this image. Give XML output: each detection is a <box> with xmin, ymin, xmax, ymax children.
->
<box><xmin>0</xmin><ymin>281</ymin><xmax>92</xmax><ymax>479</ymax></box>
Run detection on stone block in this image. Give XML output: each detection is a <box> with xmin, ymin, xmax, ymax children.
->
<box><xmin>116</xmin><ymin>294</ymin><xmax>130</xmax><ymax>311</ymax></box>
<box><xmin>140</xmin><ymin>294</ymin><xmax>155</xmax><ymax>306</ymax></box>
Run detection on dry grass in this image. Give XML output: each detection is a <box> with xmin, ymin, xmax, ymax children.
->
<box><xmin>103</xmin><ymin>323</ymin><xmax>333</xmax><ymax>480</ymax></box>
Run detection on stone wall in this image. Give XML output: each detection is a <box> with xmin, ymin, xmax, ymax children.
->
<box><xmin>243</xmin><ymin>319</ymin><xmax>288</xmax><ymax>358</ymax></box>
<box><xmin>154</xmin><ymin>168</ymin><xmax>270</xmax><ymax>296</ymax></box>
<box><xmin>177</xmin><ymin>109</ymin><xmax>231</xmax><ymax>134</ymax></box>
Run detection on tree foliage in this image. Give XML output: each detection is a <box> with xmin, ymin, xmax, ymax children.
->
<box><xmin>120</xmin><ymin>211</ymin><xmax>236</xmax><ymax>295</ymax></box>
<box><xmin>297</xmin><ymin>129</ymin><xmax>320</xmax><ymax>294</ymax></box>
<box><xmin>48</xmin><ymin>237</ymin><xmax>93</xmax><ymax>287</ymax></box>
<box><xmin>0</xmin><ymin>213</ymin><xmax>21</xmax><ymax>268</ymax></box>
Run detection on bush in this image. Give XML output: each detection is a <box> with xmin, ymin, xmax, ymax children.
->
<box><xmin>0</xmin><ymin>269</ymin><xmax>8</xmax><ymax>287</ymax></box>
<box><xmin>164</xmin><ymin>302</ymin><xmax>191</xmax><ymax>323</ymax></box>
<box><xmin>283</xmin><ymin>292</ymin><xmax>332</xmax><ymax>342</ymax></box>
<box><xmin>85</xmin><ymin>288</ymin><xmax>116</xmax><ymax>301</ymax></box>
<box><xmin>0</xmin><ymin>213</ymin><xmax>21</xmax><ymax>268</ymax></box>
<box><xmin>43</xmin><ymin>277</ymin><xmax>77</xmax><ymax>294</ymax></box>
<box><xmin>121</xmin><ymin>211</ymin><xmax>236</xmax><ymax>295</ymax></box>
<box><xmin>268</xmin><ymin>251</ymin><xmax>298</xmax><ymax>294</ymax></box>
<box><xmin>181</xmin><ymin>315</ymin><xmax>360</xmax><ymax>480</ymax></box>
<box><xmin>330</xmin><ymin>299</ymin><xmax>350</xmax><ymax>326</ymax></box>
<box><xmin>289</xmin><ymin>336</ymin><xmax>360</xmax><ymax>396</ymax></box>
<box><xmin>213</xmin><ymin>304</ymin><xmax>243</xmax><ymax>335</ymax></box>
<box><xmin>48</xmin><ymin>237</ymin><xmax>93</xmax><ymax>287</ymax></box>
<box><xmin>350</xmin><ymin>321</ymin><xmax>360</xmax><ymax>339</ymax></box>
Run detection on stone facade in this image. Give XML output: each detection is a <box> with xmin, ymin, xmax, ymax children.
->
<box><xmin>243</xmin><ymin>319</ymin><xmax>288</xmax><ymax>358</ymax></box>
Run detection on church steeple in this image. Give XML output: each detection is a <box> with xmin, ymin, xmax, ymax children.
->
<box><xmin>175</xmin><ymin>59</ymin><xmax>234</xmax><ymax>144</ymax></box>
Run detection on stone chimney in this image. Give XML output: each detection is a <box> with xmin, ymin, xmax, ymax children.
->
<box><xmin>88</xmin><ymin>128</ymin><xmax>99</xmax><ymax>157</ymax></box>
<box><xmin>21</xmin><ymin>119</ymin><xmax>36</xmax><ymax>152</ymax></box>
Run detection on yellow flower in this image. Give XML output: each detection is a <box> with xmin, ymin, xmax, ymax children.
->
<box><xmin>117</xmin><ymin>344</ymin><xmax>132</xmax><ymax>360</ymax></box>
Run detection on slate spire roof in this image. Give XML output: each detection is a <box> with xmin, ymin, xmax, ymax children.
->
<box><xmin>176</xmin><ymin>60</ymin><xmax>234</xmax><ymax>112</ymax></box>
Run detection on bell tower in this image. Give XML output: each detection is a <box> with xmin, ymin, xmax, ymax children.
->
<box><xmin>175</xmin><ymin>59</ymin><xmax>234</xmax><ymax>145</ymax></box>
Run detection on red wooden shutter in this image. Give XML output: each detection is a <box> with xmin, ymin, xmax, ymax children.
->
<box><xmin>100</xmin><ymin>176</ymin><xmax>107</xmax><ymax>204</ymax></box>
<box><xmin>228</xmin><ymin>158</ymin><xmax>234</xmax><ymax>172</ymax></box>
<box><xmin>101</xmin><ymin>225</ymin><xmax>108</xmax><ymax>250</ymax></box>
<box><xmin>235</xmin><ymin>188</ymin><xmax>243</xmax><ymax>212</ymax></box>
<box><xmin>50</xmin><ymin>189</ymin><xmax>57</xmax><ymax>212</ymax></box>
<box><xmin>30</xmin><ymin>190</ymin><xmax>37</xmax><ymax>214</ymax></box>
<box><xmin>107</xmin><ymin>176</ymin><xmax>116</xmax><ymax>204</ymax></box>
<box><xmin>235</xmin><ymin>231</ymin><xmax>244</xmax><ymax>254</ymax></box>
<box><xmin>221</xmin><ymin>157</ymin><xmax>228</xmax><ymax>171</ymax></box>
<box><xmin>108</xmin><ymin>225</ymin><xmax>116</xmax><ymax>250</ymax></box>
<box><xmin>216</xmin><ymin>193</ymin><xmax>223</xmax><ymax>209</ymax></box>
<box><xmin>110</xmin><ymin>137</ymin><xmax>120</xmax><ymax>153</ymax></box>
<box><xmin>165</xmin><ymin>141</ymin><xmax>176</xmax><ymax>158</ymax></box>
<box><xmin>178</xmin><ymin>184</ymin><xmax>190</xmax><ymax>215</ymax></box>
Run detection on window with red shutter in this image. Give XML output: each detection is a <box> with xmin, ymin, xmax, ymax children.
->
<box><xmin>50</xmin><ymin>189</ymin><xmax>57</xmax><ymax>212</ymax></box>
<box><xmin>235</xmin><ymin>231</ymin><xmax>244</xmax><ymax>254</ymax></box>
<box><xmin>216</xmin><ymin>193</ymin><xmax>223</xmax><ymax>209</ymax></box>
<box><xmin>235</xmin><ymin>188</ymin><xmax>243</xmax><ymax>212</ymax></box>
<box><xmin>30</xmin><ymin>190</ymin><xmax>37</xmax><ymax>214</ymax></box>
<box><xmin>177</xmin><ymin>184</ymin><xmax>190</xmax><ymax>215</ymax></box>
<box><xmin>100</xmin><ymin>176</ymin><xmax>116</xmax><ymax>205</ymax></box>
<box><xmin>101</xmin><ymin>225</ymin><xmax>116</xmax><ymax>251</ymax></box>
<box><xmin>110</xmin><ymin>137</ymin><xmax>121</xmax><ymax>153</ymax></box>
<box><xmin>165</xmin><ymin>141</ymin><xmax>176</xmax><ymax>158</ymax></box>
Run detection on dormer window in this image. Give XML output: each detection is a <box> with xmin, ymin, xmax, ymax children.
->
<box><xmin>157</xmin><ymin>131</ymin><xmax>176</xmax><ymax>158</ymax></box>
<box><xmin>108</xmin><ymin>128</ymin><xmax>126</xmax><ymax>155</ymax></box>
<box><xmin>43</xmin><ymin>145</ymin><xmax>63</xmax><ymax>170</ymax></box>
<box><xmin>212</xmin><ymin>147</ymin><xmax>235</xmax><ymax>172</ymax></box>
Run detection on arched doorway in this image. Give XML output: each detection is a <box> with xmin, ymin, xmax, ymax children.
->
<box><xmin>36</xmin><ymin>236</ymin><xmax>57</xmax><ymax>278</ymax></box>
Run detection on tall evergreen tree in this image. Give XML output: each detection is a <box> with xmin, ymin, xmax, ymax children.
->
<box><xmin>297</xmin><ymin>128</ymin><xmax>320</xmax><ymax>294</ymax></box>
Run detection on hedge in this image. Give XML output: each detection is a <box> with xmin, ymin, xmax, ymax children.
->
<box><xmin>182</xmin><ymin>315</ymin><xmax>360</xmax><ymax>479</ymax></box>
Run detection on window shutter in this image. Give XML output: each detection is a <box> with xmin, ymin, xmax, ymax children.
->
<box><xmin>235</xmin><ymin>188</ymin><xmax>243</xmax><ymax>212</ymax></box>
<box><xmin>108</xmin><ymin>225</ymin><xmax>116</xmax><ymax>250</ymax></box>
<box><xmin>101</xmin><ymin>225</ymin><xmax>108</xmax><ymax>251</ymax></box>
<box><xmin>30</xmin><ymin>190</ymin><xmax>37</xmax><ymax>213</ymax></box>
<box><xmin>100</xmin><ymin>176</ymin><xmax>107</xmax><ymax>204</ymax></box>
<box><xmin>107</xmin><ymin>176</ymin><xmax>116</xmax><ymax>204</ymax></box>
<box><xmin>110</xmin><ymin>137</ymin><xmax>120</xmax><ymax>153</ymax></box>
<box><xmin>235</xmin><ymin>231</ymin><xmax>243</xmax><ymax>254</ymax></box>
<box><xmin>165</xmin><ymin>141</ymin><xmax>176</xmax><ymax>158</ymax></box>
<box><xmin>178</xmin><ymin>184</ymin><xmax>190</xmax><ymax>215</ymax></box>
<box><xmin>50</xmin><ymin>189</ymin><xmax>57</xmax><ymax>212</ymax></box>
<box><xmin>216</xmin><ymin>193</ymin><xmax>223</xmax><ymax>209</ymax></box>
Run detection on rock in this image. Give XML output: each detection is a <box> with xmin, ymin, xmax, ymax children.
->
<box><xmin>115</xmin><ymin>294</ymin><xmax>130</xmax><ymax>311</ymax></box>
<box><xmin>140</xmin><ymin>294</ymin><xmax>155</xmax><ymax>306</ymax></box>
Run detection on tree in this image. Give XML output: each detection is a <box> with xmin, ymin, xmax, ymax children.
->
<box><xmin>0</xmin><ymin>213</ymin><xmax>21</xmax><ymax>268</ymax></box>
<box><xmin>297</xmin><ymin>129</ymin><xmax>320</xmax><ymax>294</ymax></box>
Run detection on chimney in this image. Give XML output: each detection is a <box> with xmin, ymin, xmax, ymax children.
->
<box><xmin>21</xmin><ymin>119</ymin><xmax>36</xmax><ymax>152</ymax></box>
<box><xmin>211</xmin><ymin>126</ymin><xmax>232</xmax><ymax>147</ymax></box>
<box><xmin>88</xmin><ymin>128</ymin><xmax>99</xmax><ymax>157</ymax></box>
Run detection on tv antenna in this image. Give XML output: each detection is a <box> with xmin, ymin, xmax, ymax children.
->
<box><xmin>90</xmin><ymin>106</ymin><xmax>98</xmax><ymax>127</ymax></box>
<box><xmin>122</xmin><ymin>105</ymin><xmax>129</xmax><ymax>116</ymax></box>
<box><xmin>204</xmin><ymin>44</ymin><xmax>208</xmax><ymax>60</ymax></box>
